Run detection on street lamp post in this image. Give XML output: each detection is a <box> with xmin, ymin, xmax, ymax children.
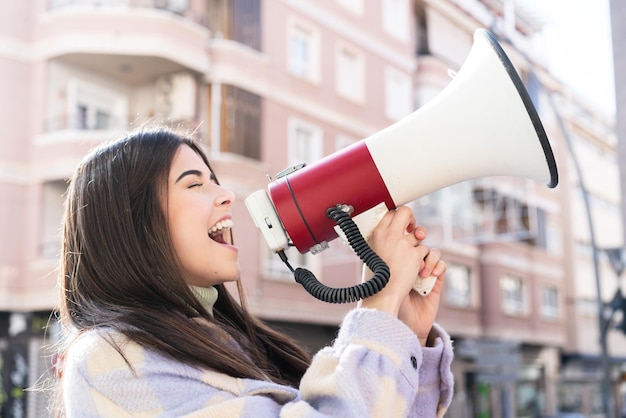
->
<box><xmin>602</xmin><ymin>248</ymin><xmax>626</xmax><ymax>340</ymax></box>
<box><xmin>548</xmin><ymin>91</ymin><xmax>616</xmax><ymax>418</ymax></box>
<box><xmin>601</xmin><ymin>248</ymin><xmax>626</xmax><ymax>416</ymax></box>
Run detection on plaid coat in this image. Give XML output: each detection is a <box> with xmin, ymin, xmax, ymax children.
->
<box><xmin>62</xmin><ymin>308</ymin><xmax>454</xmax><ymax>417</ymax></box>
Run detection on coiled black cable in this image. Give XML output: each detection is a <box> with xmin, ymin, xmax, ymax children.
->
<box><xmin>279</xmin><ymin>204</ymin><xmax>390</xmax><ymax>304</ymax></box>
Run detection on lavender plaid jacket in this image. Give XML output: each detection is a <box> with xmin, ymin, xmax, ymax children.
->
<box><xmin>63</xmin><ymin>308</ymin><xmax>454</xmax><ymax>417</ymax></box>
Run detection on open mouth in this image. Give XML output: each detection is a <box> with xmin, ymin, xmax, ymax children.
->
<box><xmin>208</xmin><ymin>219</ymin><xmax>233</xmax><ymax>244</ymax></box>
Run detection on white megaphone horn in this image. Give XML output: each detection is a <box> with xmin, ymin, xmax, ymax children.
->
<box><xmin>244</xmin><ymin>29</ymin><xmax>558</xmax><ymax>303</ymax></box>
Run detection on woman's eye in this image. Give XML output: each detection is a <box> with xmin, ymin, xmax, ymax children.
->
<box><xmin>188</xmin><ymin>183</ymin><xmax>203</xmax><ymax>189</ymax></box>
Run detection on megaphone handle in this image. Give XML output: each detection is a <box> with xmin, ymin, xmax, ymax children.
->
<box><xmin>414</xmin><ymin>275</ymin><xmax>437</xmax><ymax>296</ymax></box>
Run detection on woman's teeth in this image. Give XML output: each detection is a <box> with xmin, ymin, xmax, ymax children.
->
<box><xmin>209</xmin><ymin>219</ymin><xmax>234</xmax><ymax>240</ymax></box>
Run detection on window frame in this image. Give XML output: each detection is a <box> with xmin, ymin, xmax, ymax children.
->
<box><xmin>445</xmin><ymin>263</ymin><xmax>472</xmax><ymax>308</ymax></box>
<box><xmin>66</xmin><ymin>79</ymin><xmax>126</xmax><ymax>131</ymax></box>
<box><xmin>382</xmin><ymin>0</ymin><xmax>409</xmax><ymax>41</ymax></box>
<box><xmin>501</xmin><ymin>274</ymin><xmax>526</xmax><ymax>316</ymax></box>
<box><xmin>335</xmin><ymin>41</ymin><xmax>366</xmax><ymax>104</ymax></box>
<box><xmin>287</xmin><ymin>18</ymin><xmax>321</xmax><ymax>83</ymax></box>
<box><xmin>384</xmin><ymin>66</ymin><xmax>413</xmax><ymax>121</ymax></box>
<box><xmin>287</xmin><ymin>117</ymin><xmax>324</xmax><ymax>165</ymax></box>
<box><xmin>220</xmin><ymin>85</ymin><xmax>262</xmax><ymax>160</ymax></box>
<box><xmin>540</xmin><ymin>285</ymin><xmax>560</xmax><ymax>320</ymax></box>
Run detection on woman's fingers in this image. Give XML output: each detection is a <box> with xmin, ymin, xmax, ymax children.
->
<box><xmin>432</xmin><ymin>260</ymin><xmax>446</xmax><ymax>277</ymax></box>
<box><xmin>375</xmin><ymin>207</ymin><xmax>427</xmax><ymax>241</ymax></box>
<box><xmin>387</xmin><ymin>206</ymin><xmax>415</xmax><ymax>234</ymax></box>
<box><xmin>412</xmin><ymin>225</ymin><xmax>427</xmax><ymax>243</ymax></box>
<box><xmin>375</xmin><ymin>206</ymin><xmax>397</xmax><ymax>229</ymax></box>
<box><xmin>420</xmin><ymin>247</ymin><xmax>442</xmax><ymax>277</ymax></box>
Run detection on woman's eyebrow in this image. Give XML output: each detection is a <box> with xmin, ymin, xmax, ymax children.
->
<box><xmin>175</xmin><ymin>169</ymin><xmax>203</xmax><ymax>184</ymax></box>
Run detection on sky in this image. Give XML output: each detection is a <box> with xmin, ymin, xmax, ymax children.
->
<box><xmin>538</xmin><ymin>0</ymin><xmax>615</xmax><ymax>115</ymax></box>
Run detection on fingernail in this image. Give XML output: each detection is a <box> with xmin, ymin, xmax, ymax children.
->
<box><xmin>432</xmin><ymin>263</ymin><xmax>445</xmax><ymax>276</ymax></box>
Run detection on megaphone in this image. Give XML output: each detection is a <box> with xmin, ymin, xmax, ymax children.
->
<box><xmin>245</xmin><ymin>29</ymin><xmax>558</xmax><ymax>303</ymax></box>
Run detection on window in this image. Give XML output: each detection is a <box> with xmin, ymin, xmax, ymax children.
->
<box><xmin>545</xmin><ymin>218</ymin><xmax>562</xmax><ymax>255</ymax></box>
<box><xmin>382</xmin><ymin>0</ymin><xmax>409</xmax><ymax>41</ymax></box>
<box><xmin>524</xmin><ymin>207</ymin><xmax>546</xmax><ymax>248</ymax></box>
<box><xmin>384</xmin><ymin>66</ymin><xmax>413</xmax><ymax>121</ymax></box>
<box><xmin>221</xmin><ymin>85</ymin><xmax>262</xmax><ymax>160</ymax></box>
<box><xmin>95</xmin><ymin>110</ymin><xmax>111</xmax><ymax>130</ymax></box>
<box><xmin>231</xmin><ymin>0</ymin><xmax>262</xmax><ymax>50</ymax></box>
<box><xmin>525</xmin><ymin>209</ymin><xmax>562</xmax><ymax>255</ymax></box>
<box><xmin>415</xmin><ymin>1</ymin><xmax>429</xmax><ymax>55</ymax></box>
<box><xmin>66</xmin><ymin>79</ymin><xmax>126</xmax><ymax>131</ymax></box>
<box><xmin>473</xmin><ymin>187</ymin><xmax>549</xmax><ymax>245</ymax></box>
<box><xmin>501</xmin><ymin>275</ymin><xmax>525</xmax><ymax>315</ymax></box>
<box><xmin>207</xmin><ymin>0</ymin><xmax>262</xmax><ymax>50</ymax></box>
<box><xmin>449</xmin><ymin>182</ymin><xmax>475</xmax><ymax>235</ymax></box>
<box><xmin>74</xmin><ymin>103</ymin><xmax>111</xmax><ymax>130</ymax></box>
<box><xmin>288</xmin><ymin>118</ymin><xmax>323</xmax><ymax>165</ymax></box>
<box><xmin>541</xmin><ymin>286</ymin><xmax>559</xmax><ymax>319</ymax></box>
<box><xmin>287</xmin><ymin>20</ymin><xmax>320</xmax><ymax>83</ymax></box>
<box><xmin>336</xmin><ymin>43</ymin><xmax>365</xmax><ymax>103</ymax></box>
<box><xmin>446</xmin><ymin>263</ymin><xmax>472</xmax><ymax>308</ymax></box>
<box><xmin>76</xmin><ymin>104</ymin><xmax>88</xmax><ymax>130</ymax></box>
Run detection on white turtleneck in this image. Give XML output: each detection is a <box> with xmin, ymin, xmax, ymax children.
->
<box><xmin>190</xmin><ymin>286</ymin><xmax>219</xmax><ymax>316</ymax></box>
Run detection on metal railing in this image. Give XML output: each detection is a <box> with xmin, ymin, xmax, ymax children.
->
<box><xmin>43</xmin><ymin>113</ymin><xmax>203</xmax><ymax>135</ymax></box>
<box><xmin>47</xmin><ymin>0</ymin><xmax>206</xmax><ymax>26</ymax></box>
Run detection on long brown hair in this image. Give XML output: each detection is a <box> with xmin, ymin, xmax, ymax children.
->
<box><xmin>58</xmin><ymin>128</ymin><xmax>310</xmax><ymax>388</ymax></box>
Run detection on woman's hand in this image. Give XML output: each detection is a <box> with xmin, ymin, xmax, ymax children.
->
<box><xmin>358</xmin><ymin>206</ymin><xmax>433</xmax><ymax>317</ymax></box>
<box><xmin>358</xmin><ymin>206</ymin><xmax>446</xmax><ymax>345</ymax></box>
<box><xmin>398</xmin><ymin>228</ymin><xmax>446</xmax><ymax>346</ymax></box>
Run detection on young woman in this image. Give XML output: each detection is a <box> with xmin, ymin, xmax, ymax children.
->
<box><xmin>57</xmin><ymin>128</ymin><xmax>454</xmax><ymax>417</ymax></box>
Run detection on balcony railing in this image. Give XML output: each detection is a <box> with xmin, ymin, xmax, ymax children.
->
<box><xmin>43</xmin><ymin>114</ymin><xmax>202</xmax><ymax>135</ymax></box>
<box><xmin>44</xmin><ymin>113</ymin><xmax>129</xmax><ymax>132</ymax></box>
<box><xmin>47</xmin><ymin>0</ymin><xmax>206</xmax><ymax>26</ymax></box>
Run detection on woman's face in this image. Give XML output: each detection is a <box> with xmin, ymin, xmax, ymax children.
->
<box><xmin>163</xmin><ymin>145</ymin><xmax>240</xmax><ymax>287</ymax></box>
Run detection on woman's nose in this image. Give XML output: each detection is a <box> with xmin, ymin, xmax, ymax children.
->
<box><xmin>215</xmin><ymin>185</ymin><xmax>235</xmax><ymax>206</ymax></box>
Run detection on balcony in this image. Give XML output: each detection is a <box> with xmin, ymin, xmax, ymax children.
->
<box><xmin>39</xmin><ymin>0</ymin><xmax>210</xmax><ymax>77</ymax></box>
<box><xmin>35</xmin><ymin>68</ymin><xmax>201</xmax><ymax>175</ymax></box>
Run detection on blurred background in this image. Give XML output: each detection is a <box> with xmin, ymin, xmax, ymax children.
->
<box><xmin>1</xmin><ymin>0</ymin><xmax>625</xmax><ymax>417</ymax></box>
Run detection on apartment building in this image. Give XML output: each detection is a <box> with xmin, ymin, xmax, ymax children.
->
<box><xmin>0</xmin><ymin>0</ymin><xmax>624</xmax><ymax>417</ymax></box>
